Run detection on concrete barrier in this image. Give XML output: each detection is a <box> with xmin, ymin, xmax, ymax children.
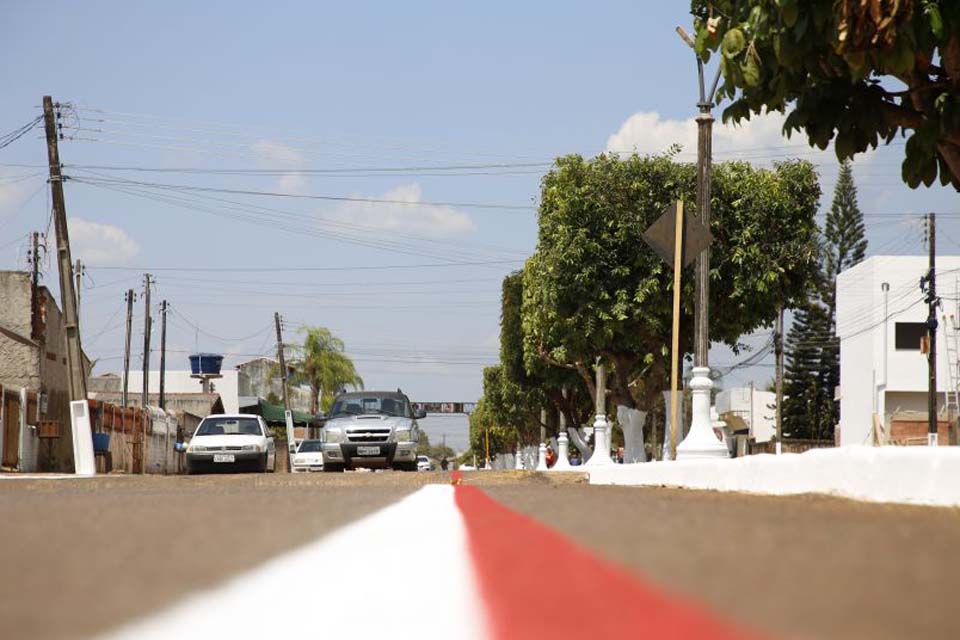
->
<box><xmin>587</xmin><ymin>445</ymin><xmax>960</xmax><ymax>507</ymax></box>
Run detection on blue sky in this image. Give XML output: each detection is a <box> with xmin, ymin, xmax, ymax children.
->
<box><xmin>2</xmin><ymin>1</ymin><xmax>958</xmax><ymax>404</ymax></box>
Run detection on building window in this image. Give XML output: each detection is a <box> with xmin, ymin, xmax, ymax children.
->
<box><xmin>895</xmin><ymin>322</ymin><xmax>927</xmax><ymax>350</ymax></box>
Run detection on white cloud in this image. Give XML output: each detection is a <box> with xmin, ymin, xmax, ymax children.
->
<box><xmin>67</xmin><ymin>218</ymin><xmax>139</xmax><ymax>266</ymax></box>
<box><xmin>327</xmin><ymin>184</ymin><xmax>476</xmax><ymax>238</ymax></box>
<box><xmin>253</xmin><ymin>139</ymin><xmax>306</xmax><ymax>194</ymax></box>
<box><xmin>606</xmin><ymin>110</ymin><xmax>843</xmax><ymax>166</ymax></box>
<box><xmin>252</xmin><ymin>139</ymin><xmax>304</xmax><ymax>165</ymax></box>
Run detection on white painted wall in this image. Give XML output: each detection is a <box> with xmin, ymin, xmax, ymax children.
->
<box><xmin>715</xmin><ymin>387</ymin><xmax>777</xmax><ymax>442</ymax></box>
<box><xmin>837</xmin><ymin>256</ymin><xmax>960</xmax><ymax>445</ymax></box>
<box><xmin>123</xmin><ymin>370</ymin><xmax>243</xmax><ymax>414</ymax></box>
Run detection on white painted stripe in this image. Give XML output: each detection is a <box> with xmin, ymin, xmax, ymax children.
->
<box><xmin>100</xmin><ymin>484</ymin><xmax>488</xmax><ymax>640</ymax></box>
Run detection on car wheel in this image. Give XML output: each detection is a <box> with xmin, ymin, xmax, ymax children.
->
<box><xmin>393</xmin><ymin>461</ymin><xmax>418</xmax><ymax>472</ymax></box>
<box><xmin>323</xmin><ymin>463</ymin><xmax>345</xmax><ymax>473</ymax></box>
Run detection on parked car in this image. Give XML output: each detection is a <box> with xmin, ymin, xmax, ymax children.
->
<box><xmin>417</xmin><ymin>455</ymin><xmax>433</xmax><ymax>472</ymax></box>
<box><xmin>292</xmin><ymin>439</ymin><xmax>324</xmax><ymax>472</ymax></box>
<box><xmin>320</xmin><ymin>390</ymin><xmax>425</xmax><ymax>472</ymax></box>
<box><xmin>185</xmin><ymin>414</ymin><xmax>276</xmax><ymax>474</ymax></box>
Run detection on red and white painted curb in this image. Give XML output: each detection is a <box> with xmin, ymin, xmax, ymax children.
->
<box><xmin>104</xmin><ymin>474</ymin><xmax>756</xmax><ymax>639</ymax></box>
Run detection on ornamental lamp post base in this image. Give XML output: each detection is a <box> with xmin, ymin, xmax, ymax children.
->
<box><xmin>677</xmin><ymin>367</ymin><xmax>730</xmax><ymax>460</ymax></box>
<box><xmin>584</xmin><ymin>413</ymin><xmax>614</xmax><ymax>467</ymax></box>
<box><xmin>536</xmin><ymin>442</ymin><xmax>548</xmax><ymax>471</ymax></box>
<box><xmin>552</xmin><ymin>430</ymin><xmax>573</xmax><ymax>471</ymax></box>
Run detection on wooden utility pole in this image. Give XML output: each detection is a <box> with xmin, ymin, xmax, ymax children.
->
<box><xmin>274</xmin><ymin>312</ymin><xmax>290</xmax><ymax>411</ymax></box>
<box><xmin>121</xmin><ymin>289</ymin><xmax>135</xmax><ymax>407</ymax></box>
<box><xmin>29</xmin><ymin>232</ymin><xmax>42</xmax><ymax>340</ymax></box>
<box><xmin>141</xmin><ymin>274</ymin><xmax>152</xmax><ymax>408</ymax></box>
<box><xmin>42</xmin><ymin>96</ymin><xmax>86</xmax><ymax>401</ymax></box>
<box><xmin>775</xmin><ymin>305</ymin><xmax>784</xmax><ymax>451</ymax></box>
<box><xmin>159</xmin><ymin>300</ymin><xmax>167</xmax><ymax>411</ymax></box>
<box><xmin>927</xmin><ymin>213</ymin><xmax>938</xmax><ymax>446</ymax></box>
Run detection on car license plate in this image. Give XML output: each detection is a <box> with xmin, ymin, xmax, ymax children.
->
<box><xmin>213</xmin><ymin>453</ymin><xmax>235</xmax><ymax>463</ymax></box>
<box><xmin>356</xmin><ymin>446</ymin><xmax>380</xmax><ymax>456</ymax></box>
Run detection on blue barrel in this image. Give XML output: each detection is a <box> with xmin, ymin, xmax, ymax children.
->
<box><xmin>92</xmin><ymin>432</ymin><xmax>111</xmax><ymax>452</ymax></box>
<box><xmin>189</xmin><ymin>353</ymin><xmax>223</xmax><ymax>375</ymax></box>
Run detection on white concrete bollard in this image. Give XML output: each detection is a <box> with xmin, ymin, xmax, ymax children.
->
<box><xmin>515</xmin><ymin>449</ymin><xmax>524</xmax><ymax>470</ymax></box>
<box><xmin>677</xmin><ymin>367</ymin><xmax>730</xmax><ymax>460</ymax></box>
<box><xmin>536</xmin><ymin>442</ymin><xmax>548</xmax><ymax>471</ymax></box>
<box><xmin>552</xmin><ymin>430</ymin><xmax>573</xmax><ymax>471</ymax></box>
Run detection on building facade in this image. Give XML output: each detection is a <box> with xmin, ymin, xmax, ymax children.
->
<box><xmin>715</xmin><ymin>386</ymin><xmax>777</xmax><ymax>443</ymax></box>
<box><xmin>837</xmin><ymin>256</ymin><xmax>960</xmax><ymax>446</ymax></box>
<box><xmin>0</xmin><ymin>271</ymin><xmax>90</xmax><ymax>470</ymax></box>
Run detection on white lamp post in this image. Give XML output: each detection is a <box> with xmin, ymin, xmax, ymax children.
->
<box><xmin>585</xmin><ymin>360</ymin><xmax>614</xmax><ymax>467</ymax></box>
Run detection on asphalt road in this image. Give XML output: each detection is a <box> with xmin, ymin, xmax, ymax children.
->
<box><xmin>1</xmin><ymin>471</ymin><xmax>957</xmax><ymax>639</ymax></box>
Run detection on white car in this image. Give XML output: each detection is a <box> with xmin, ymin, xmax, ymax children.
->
<box><xmin>416</xmin><ymin>455</ymin><xmax>433</xmax><ymax>472</ymax></box>
<box><xmin>292</xmin><ymin>439</ymin><xmax>325</xmax><ymax>472</ymax></box>
<box><xmin>185</xmin><ymin>414</ymin><xmax>276</xmax><ymax>474</ymax></box>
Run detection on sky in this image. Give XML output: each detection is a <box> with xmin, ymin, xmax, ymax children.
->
<box><xmin>2</xmin><ymin>1</ymin><xmax>959</xmax><ymax>406</ymax></box>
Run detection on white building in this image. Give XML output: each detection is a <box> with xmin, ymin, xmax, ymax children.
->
<box><xmin>837</xmin><ymin>255</ymin><xmax>959</xmax><ymax>446</ymax></box>
<box><xmin>715</xmin><ymin>386</ymin><xmax>777</xmax><ymax>442</ymax></box>
<box><xmin>122</xmin><ymin>370</ymin><xmax>243</xmax><ymax>414</ymax></box>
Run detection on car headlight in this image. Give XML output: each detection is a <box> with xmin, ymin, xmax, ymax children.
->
<box><xmin>324</xmin><ymin>428</ymin><xmax>345</xmax><ymax>444</ymax></box>
<box><xmin>241</xmin><ymin>444</ymin><xmax>262</xmax><ymax>452</ymax></box>
<box><xmin>189</xmin><ymin>445</ymin><xmax>204</xmax><ymax>452</ymax></box>
<box><xmin>394</xmin><ymin>429</ymin><xmax>412</xmax><ymax>443</ymax></box>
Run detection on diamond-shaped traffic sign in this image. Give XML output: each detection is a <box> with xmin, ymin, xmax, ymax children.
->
<box><xmin>642</xmin><ymin>201</ymin><xmax>713</xmax><ymax>270</ymax></box>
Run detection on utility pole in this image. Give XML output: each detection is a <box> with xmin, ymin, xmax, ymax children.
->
<box><xmin>42</xmin><ymin>95</ymin><xmax>86</xmax><ymax>402</ymax></box>
<box><xmin>29</xmin><ymin>232</ymin><xmax>42</xmax><ymax>340</ymax></box>
<box><xmin>159</xmin><ymin>300</ymin><xmax>167</xmax><ymax>411</ymax></box>
<box><xmin>274</xmin><ymin>312</ymin><xmax>290</xmax><ymax>411</ymax></box>
<box><xmin>122</xmin><ymin>290</ymin><xmax>135</xmax><ymax>407</ymax></box>
<box><xmin>74</xmin><ymin>259</ymin><xmax>83</xmax><ymax>327</ymax></box>
<box><xmin>275</xmin><ymin>312</ymin><xmax>296</xmax><ymax>471</ymax></box>
<box><xmin>926</xmin><ymin>213</ymin><xmax>938</xmax><ymax>446</ymax></box>
<box><xmin>141</xmin><ymin>274</ymin><xmax>152</xmax><ymax>408</ymax></box>
<box><xmin>775</xmin><ymin>306</ymin><xmax>784</xmax><ymax>453</ymax></box>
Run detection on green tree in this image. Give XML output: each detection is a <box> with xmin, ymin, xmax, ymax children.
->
<box><xmin>521</xmin><ymin>152</ymin><xmax>822</xmax><ymax>416</ymax></box>
<box><xmin>822</xmin><ymin>160</ymin><xmax>868</xmax><ymax>418</ymax></box>
<box><xmin>783</xmin><ymin>301</ymin><xmax>834</xmax><ymax>439</ymax></box>
<box><xmin>468</xmin><ymin>365</ymin><xmax>540</xmax><ymax>457</ymax></box>
<box><xmin>287</xmin><ymin>326</ymin><xmax>363</xmax><ymax>413</ymax></box>
<box><xmin>690</xmin><ymin>1</ymin><xmax>960</xmax><ymax>189</ymax></box>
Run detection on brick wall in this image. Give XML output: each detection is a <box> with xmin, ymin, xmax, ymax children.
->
<box><xmin>889</xmin><ymin>420</ymin><xmax>952</xmax><ymax>444</ymax></box>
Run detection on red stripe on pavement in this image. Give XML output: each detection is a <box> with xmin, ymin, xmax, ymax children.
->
<box><xmin>454</xmin><ymin>485</ymin><xmax>759</xmax><ymax>640</ymax></box>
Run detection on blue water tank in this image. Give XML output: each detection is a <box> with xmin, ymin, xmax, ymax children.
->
<box><xmin>189</xmin><ymin>353</ymin><xmax>224</xmax><ymax>375</ymax></box>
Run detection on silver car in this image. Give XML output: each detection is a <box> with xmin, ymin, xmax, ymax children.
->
<box><xmin>320</xmin><ymin>391</ymin><xmax>425</xmax><ymax>472</ymax></box>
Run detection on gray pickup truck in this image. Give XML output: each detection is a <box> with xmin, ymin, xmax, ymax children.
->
<box><xmin>320</xmin><ymin>390</ymin><xmax>425</xmax><ymax>472</ymax></box>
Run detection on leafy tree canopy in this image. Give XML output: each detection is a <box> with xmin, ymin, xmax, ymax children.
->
<box><xmin>522</xmin><ymin>152</ymin><xmax>821</xmax><ymax>410</ymax></box>
<box><xmin>690</xmin><ymin>0</ymin><xmax>960</xmax><ymax>189</ymax></box>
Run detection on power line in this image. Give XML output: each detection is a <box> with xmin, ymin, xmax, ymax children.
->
<box><xmin>68</xmin><ymin>175</ymin><xmax>536</xmax><ymax>211</ymax></box>
<box><xmin>0</xmin><ymin>116</ymin><xmax>43</xmax><ymax>151</ymax></box>
<box><xmin>86</xmin><ymin>259</ymin><xmax>522</xmax><ymax>273</ymax></box>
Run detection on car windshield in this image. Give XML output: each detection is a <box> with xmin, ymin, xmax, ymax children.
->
<box><xmin>195</xmin><ymin>417</ymin><xmax>262</xmax><ymax>437</ymax></box>
<box><xmin>329</xmin><ymin>395</ymin><xmax>411</xmax><ymax>418</ymax></box>
<box><xmin>298</xmin><ymin>440</ymin><xmax>322</xmax><ymax>453</ymax></box>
